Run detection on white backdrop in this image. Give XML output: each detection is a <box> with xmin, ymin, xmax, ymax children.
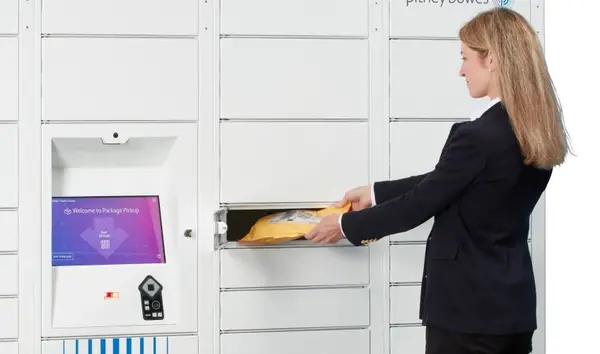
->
<box><xmin>545</xmin><ymin>2</ymin><xmax>600</xmax><ymax>354</ymax></box>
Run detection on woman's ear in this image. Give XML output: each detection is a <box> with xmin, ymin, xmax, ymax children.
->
<box><xmin>486</xmin><ymin>51</ymin><xmax>496</xmax><ymax>72</ymax></box>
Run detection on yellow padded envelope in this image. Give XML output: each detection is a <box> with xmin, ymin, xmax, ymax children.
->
<box><xmin>239</xmin><ymin>203</ymin><xmax>351</xmax><ymax>244</ymax></box>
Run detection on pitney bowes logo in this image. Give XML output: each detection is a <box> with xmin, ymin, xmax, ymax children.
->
<box><xmin>493</xmin><ymin>0</ymin><xmax>514</xmax><ymax>7</ymax></box>
<box><xmin>405</xmin><ymin>0</ymin><xmax>514</xmax><ymax>8</ymax></box>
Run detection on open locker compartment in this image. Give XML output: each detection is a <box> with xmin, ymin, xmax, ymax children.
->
<box><xmin>40</xmin><ymin>123</ymin><xmax>198</xmax><ymax>338</ymax></box>
<box><xmin>213</xmin><ymin>203</ymin><xmax>356</xmax><ymax>250</ymax></box>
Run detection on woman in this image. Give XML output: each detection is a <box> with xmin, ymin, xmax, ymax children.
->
<box><xmin>305</xmin><ymin>7</ymin><xmax>571</xmax><ymax>354</ymax></box>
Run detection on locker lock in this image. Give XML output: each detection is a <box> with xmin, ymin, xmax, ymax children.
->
<box><xmin>184</xmin><ymin>229</ymin><xmax>193</xmax><ymax>238</ymax></box>
<box><xmin>216</xmin><ymin>221</ymin><xmax>228</xmax><ymax>235</ymax></box>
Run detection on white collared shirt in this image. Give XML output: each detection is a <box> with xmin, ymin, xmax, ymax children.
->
<box><xmin>471</xmin><ymin>97</ymin><xmax>501</xmax><ymax>120</ymax></box>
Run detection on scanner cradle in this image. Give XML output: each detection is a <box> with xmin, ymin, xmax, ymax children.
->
<box><xmin>138</xmin><ymin>275</ymin><xmax>165</xmax><ymax>321</ymax></box>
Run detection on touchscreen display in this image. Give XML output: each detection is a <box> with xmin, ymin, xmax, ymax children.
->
<box><xmin>52</xmin><ymin>196</ymin><xmax>166</xmax><ymax>266</ymax></box>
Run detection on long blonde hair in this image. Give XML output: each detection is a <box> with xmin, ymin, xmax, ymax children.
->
<box><xmin>459</xmin><ymin>8</ymin><xmax>571</xmax><ymax>169</ymax></box>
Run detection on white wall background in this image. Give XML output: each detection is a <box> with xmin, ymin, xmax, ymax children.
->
<box><xmin>545</xmin><ymin>2</ymin><xmax>600</xmax><ymax>354</ymax></box>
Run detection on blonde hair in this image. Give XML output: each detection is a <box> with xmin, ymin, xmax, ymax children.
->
<box><xmin>459</xmin><ymin>8</ymin><xmax>572</xmax><ymax>169</ymax></box>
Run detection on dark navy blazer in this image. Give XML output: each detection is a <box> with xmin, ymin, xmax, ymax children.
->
<box><xmin>341</xmin><ymin>101</ymin><xmax>551</xmax><ymax>335</ymax></box>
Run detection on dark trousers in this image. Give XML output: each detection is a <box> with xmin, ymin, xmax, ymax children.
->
<box><xmin>425</xmin><ymin>326</ymin><xmax>533</xmax><ymax>354</ymax></box>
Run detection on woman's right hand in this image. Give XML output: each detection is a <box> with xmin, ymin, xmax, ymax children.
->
<box><xmin>334</xmin><ymin>185</ymin><xmax>373</xmax><ymax>211</ymax></box>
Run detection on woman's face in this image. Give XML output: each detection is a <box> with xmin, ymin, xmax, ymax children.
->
<box><xmin>459</xmin><ymin>42</ymin><xmax>494</xmax><ymax>98</ymax></box>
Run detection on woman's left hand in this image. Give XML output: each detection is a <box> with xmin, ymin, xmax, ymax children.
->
<box><xmin>305</xmin><ymin>215</ymin><xmax>344</xmax><ymax>244</ymax></box>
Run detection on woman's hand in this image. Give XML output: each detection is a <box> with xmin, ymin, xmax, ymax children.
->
<box><xmin>334</xmin><ymin>185</ymin><xmax>373</xmax><ymax>211</ymax></box>
<box><xmin>306</xmin><ymin>185</ymin><xmax>373</xmax><ymax>244</ymax></box>
<box><xmin>305</xmin><ymin>214</ymin><xmax>344</xmax><ymax>244</ymax></box>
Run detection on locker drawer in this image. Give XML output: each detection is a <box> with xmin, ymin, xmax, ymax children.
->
<box><xmin>390</xmin><ymin>244</ymin><xmax>425</xmax><ymax>284</ymax></box>
<box><xmin>0</xmin><ymin>125</ymin><xmax>18</xmax><ymax>207</ymax></box>
<box><xmin>0</xmin><ymin>210</ymin><xmax>18</xmax><ymax>252</ymax></box>
<box><xmin>390</xmin><ymin>121</ymin><xmax>455</xmax><ymax>178</ymax></box>
<box><xmin>390</xmin><ymin>0</ymin><xmax>531</xmax><ymax>38</ymax></box>
<box><xmin>0</xmin><ymin>298</ymin><xmax>18</xmax><ymax>339</ymax></box>
<box><xmin>0</xmin><ymin>38</ymin><xmax>18</xmax><ymax>121</ymax></box>
<box><xmin>390</xmin><ymin>285</ymin><xmax>421</xmax><ymax>325</ymax></box>
<box><xmin>221</xmin><ymin>329</ymin><xmax>369</xmax><ymax>354</ymax></box>
<box><xmin>390</xmin><ymin>326</ymin><xmax>425</xmax><ymax>354</ymax></box>
<box><xmin>221</xmin><ymin>0</ymin><xmax>368</xmax><ymax>36</ymax></box>
<box><xmin>0</xmin><ymin>342</ymin><xmax>17</xmax><ymax>354</ymax></box>
<box><xmin>220</xmin><ymin>288</ymin><xmax>369</xmax><ymax>330</ymax></box>
<box><xmin>42</xmin><ymin>0</ymin><xmax>198</xmax><ymax>35</ymax></box>
<box><xmin>220</xmin><ymin>122</ymin><xmax>369</xmax><ymax>204</ymax></box>
<box><xmin>390</xmin><ymin>40</ymin><xmax>489</xmax><ymax>119</ymax></box>
<box><xmin>0</xmin><ymin>256</ymin><xmax>18</xmax><ymax>295</ymax></box>
<box><xmin>42</xmin><ymin>38</ymin><xmax>198</xmax><ymax>121</ymax></box>
<box><xmin>220</xmin><ymin>38</ymin><xmax>368</xmax><ymax>119</ymax></box>
<box><xmin>0</xmin><ymin>0</ymin><xmax>18</xmax><ymax>34</ymax></box>
<box><xmin>221</xmin><ymin>247</ymin><xmax>369</xmax><ymax>288</ymax></box>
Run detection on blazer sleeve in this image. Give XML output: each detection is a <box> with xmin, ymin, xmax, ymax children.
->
<box><xmin>370</xmin><ymin>121</ymin><xmax>463</xmax><ymax>205</ymax></box>
<box><xmin>341</xmin><ymin>125</ymin><xmax>487</xmax><ymax>246</ymax></box>
<box><xmin>372</xmin><ymin>173</ymin><xmax>429</xmax><ymax>204</ymax></box>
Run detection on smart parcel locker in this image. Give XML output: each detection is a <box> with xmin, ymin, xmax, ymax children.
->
<box><xmin>40</xmin><ymin>123</ymin><xmax>198</xmax><ymax>338</ymax></box>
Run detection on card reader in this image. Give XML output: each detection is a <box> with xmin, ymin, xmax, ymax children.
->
<box><xmin>138</xmin><ymin>275</ymin><xmax>164</xmax><ymax>321</ymax></box>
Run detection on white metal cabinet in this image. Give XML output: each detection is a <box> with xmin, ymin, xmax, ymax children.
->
<box><xmin>0</xmin><ymin>211</ymin><xmax>18</xmax><ymax>251</ymax></box>
<box><xmin>9</xmin><ymin>1</ymin><xmax>546</xmax><ymax>353</ymax></box>
<box><xmin>221</xmin><ymin>247</ymin><xmax>369</xmax><ymax>288</ymax></box>
<box><xmin>220</xmin><ymin>38</ymin><xmax>369</xmax><ymax>119</ymax></box>
<box><xmin>41</xmin><ymin>38</ymin><xmax>199</xmax><ymax>121</ymax></box>
<box><xmin>390</xmin><ymin>121</ymin><xmax>455</xmax><ymax>178</ymax></box>
<box><xmin>0</xmin><ymin>298</ymin><xmax>18</xmax><ymax>339</ymax></box>
<box><xmin>390</xmin><ymin>285</ymin><xmax>422</xmax><ymax>324</ymax></box>
<box><xmin>1</xmin><ymin>1</ymin><xmax>19</xmax><ymax>350</ymax></box>
<box><xmin>0</xmin><ymin>342</ymin><xmax>18</xmax><ymax>354</ymax></box>
<box><xmin>0</xmin><ymin>255</ymin><xmax>18</xmax><ymax>296</ymax></box>
<box><xmin>390</xmin><ymin>326</ymin><xmax>426</xmax><ymax>354</ymax></box>
<box><xmin>41</xmin><ymin>0</ymin><xmax>198</xmax><ymax>35</ymax></box>
<box><xmin>221</xmin><ymin>0</ymin><xmax>368</xmax><ymax>36</ymax></box>
<box><xmin>0</xmin><ymin>124</ymin><xmax>18</xmax><ymax>207</ymax></box>
<box><xmin>390</xmin><ymin>40</ymin><xmax>489</xmax><ymax>119</ymax></box>
<box><xmin>0</xmin><ymin>37</ymin><xmax>18</xmax><ymax>122</ymax></box>
<box><xmin>221</xmin><ymin>329</ymin><xmax>370</xmax><ymax>354</ymax></box>
<box><xmin>0</xmin><ymin>0</ymin><xmax>18</xmax><ymax>34</ymax></box>
<box><xmin>390</xmin><ymin>245</ymin><xmax>426</xmax><ymax>284</ymax></box>
<box><xmin>220</xmin><ymin>288</ymin><xmax>369</xmax><ymax>330</ymax></box>
<box><xmin>220</xmin><ymin>121</ymin><xmax>369</xmax><ymax>203</ymax></box>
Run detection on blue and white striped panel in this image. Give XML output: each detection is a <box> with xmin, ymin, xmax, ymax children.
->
<box><xmin>61</xmin><ymin>337</ymin><xmax>169</xmax><ymax>354</ymax></box>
